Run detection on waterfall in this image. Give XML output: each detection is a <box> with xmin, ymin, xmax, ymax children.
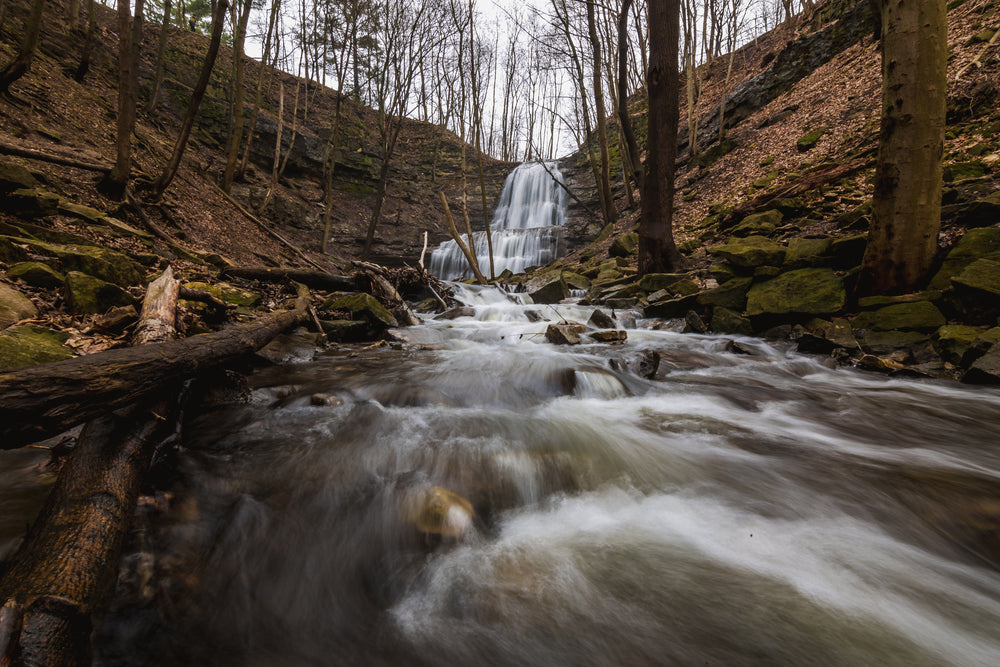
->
<box><xmin>429</xmin><ymin>162</ymin><xmax>567</xmax><ymax>280</ymax></box>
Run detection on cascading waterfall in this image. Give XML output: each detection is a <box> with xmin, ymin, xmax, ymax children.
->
<box><xmin>428</xmin><ymin>162</ymin><xmax>567</xmax><ymax>279</ymax></box>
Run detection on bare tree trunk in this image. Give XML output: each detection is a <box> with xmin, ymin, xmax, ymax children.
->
<box><xmin>639</xmin><ymin>0</ymin><xmax>683</xmax><ymax>275</ymax></box>
<box><xmin>586</xmin><ymin>0</ymin><xmax>616</xmax><ymax>226</ymax></box>
<box><xmin>439</xmin><ymin>192</ymin><xmax>486</xmax><ymax>284</ymax></box>
<box><xmin>617</xmin><ymin>0</ymin><xmax>643</xmax><ymax>196</ymax></box>
<box><xmin>238</xmin><ymin>0</ymin><xmax>282</xmax><ymax>179</ymax></box>
<box><xmin>103</xmin><ymin>0</ymin><xmax>144</xmax><ymax>198</ymax></box>
<box><xmin>0</xmin><ymin>0</ymin><xmax>47</xmax><ymax>95</ymax></box>
<box><xmin>146</xmin><ymin>0</ymin><xmax>172</xmax><ymax>112</ymax></box>
<box><xmin>858</xmin><ymin>0</ymin><xmax>946</xmax><ymax>294</ymax></box>
<box><xmin>259</xmin><ymin>81</ymin><xmax>284</xmax><ymax>215</ymax></box>
<box><xmin>73</xmin><ymin>0</ymin><xmax>96</xmax><ymax>82</ymax></box>
<box><xmin>222</xmin><ymin>0</ymin><xmax>254</xmax><ymax>192</ymax></box>
<box><xmin>149</xmin><ymin>0</ymin><xmax>230</xmax><ymax>198</ymax></box>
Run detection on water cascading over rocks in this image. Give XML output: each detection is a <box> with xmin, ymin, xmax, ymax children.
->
<box><xmin>429</xmin><ymin>162</ymin><xmax>568</xmax><ymax>279</ymax></box>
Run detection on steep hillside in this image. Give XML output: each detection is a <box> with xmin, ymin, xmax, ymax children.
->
<box><xmin>0</xmin><ymin>0</ymin><xmax>512</xmax><ymax>269</ymax></box>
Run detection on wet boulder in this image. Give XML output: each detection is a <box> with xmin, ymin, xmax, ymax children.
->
<box><xmin>697</xmin><ymin>277</ymin><xmax>752</xmax><ymax>310</ymax></box>
<box><xmin>587</xmin><ymin>309</ymin><xmax>616</xmax><ymax>329</ymax></box>
<box><xmin>851</xmin><ymin>301</ymin><xmax>946</xmax><ymax>333</ymax></box>
<box><xmin>545</xmin><ymin>322</ymin><xmax>587</xmax><ymax>345</ymax></box>
<box><xmin>708</xmin><ymin>235</ymin><xmax>786</xmax><ymax>269</ymax></box>
<box><xmin>934</xmin><ymin>325</ymin><xmax>987</xmax><ymax>366</ymax></box>
<box><xmin>711</xmin><ymin>307</ymin><xmax>753</xmax><ymax>336</ymax></box>
<box><xmin>436</xmin><ymin>306</ymin><xmax>476</xmax><ymax>320</ymax></box>
<box><xmin>746</xmin><ymin>268</ymin><xmax>846</xmax><ymax>318</ymax></box>
<box><xmin>588</xmin><ymin>329</ymin><xmax>628</xmax><ymax>344</ymax></box>
<box><xmin>0</xmin><ymin>282</ymin><xmax>37</xmax><ymax>329</ymax></box>
<box><xmin>962</xmin><ymin>344</ymin><xmax>1000</xmax><ymax>385</ymax></box>
<box><xmin>0</xmin><ymin>324</ymin><xmax>72</xmax><ymax>369</ymax></box>
<box><xmin>526</xmin><ymin>273</ymin><xmax>568</xmax><ymax>304</ymax></box>
<box><xmin>63</xmin><ymin>271</ymin><xmax>136</xmax><ymax>315</ymax></box>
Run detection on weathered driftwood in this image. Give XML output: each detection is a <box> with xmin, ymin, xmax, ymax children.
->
<box><xmin>352</xmin><ymin>260</ymin><xmax>420</xmax><ymax>326</ymax></box>
<box><xmin>0</xmin><ymin>285</ymin><xmax>310</xmax><ymax>449</ymax></box>
<box><xmin>132</xmin><ymin>266</ymin><xmax>180</xmax><ymax>346</ymax></box>
<box><xmin>0</xmin><ymin>402</ymin><xmax>176</xmax><ymax>666</ymax></box>
<box><xmin>0</xmin><ymin>140</ymin><xmax>110</xmax><ymax>173</ymax></box>
<box><xmin>220</xmin><ymin>266</ymin><xmax>355</xmax><ymax>291</ymax></box>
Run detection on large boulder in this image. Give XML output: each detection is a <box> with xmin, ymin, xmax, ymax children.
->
<box><xmin>7</xmin><ymin>261</ymin><xmax>65</xmax><ymax>288</ymax></box>
<box><xmin>697</xmin><ymin>277</ymin><xmax>752</xmax><ymax>310</ymax></box>
<box><xmin>63</xmin><ymin>271</ymin><xmax>136</xmax><ymax>315</ymax></box>
<box><xmin>746</xmin><ymin>268</ymin><xmax>846</xmax><ymax>317</ymax></box>
<box><xmin>941</xmin><ymin>191</ymin><xmax>1000</xmax><ymax>229</ymax></box>
<box><xmin>0</xmin><ymin>282</ymin><xmax>38</xmax><ymax>329</ymax></box>
<box><xmin>8</xmin><ymin>238</ymin><xmax>145</xmax><ymax>287</ymax></box>
<box><xmin>784</xmin><ymin>237</ymin><xmax>832</xmax><ymax>268</ymax></box>
<box><xmin>0</xmin><ymin>324</ymin><xmax>72</xmax><ymax>369</ymax></box>
<box><xmin>851</xmin><ymin>301</ymin><xmax>946</xmax><ymax>333</ymax></box>
<box><xmin>609</xmin><ymin>232</ymin><xmax>638</xmax><ymax>258</ymax></box>
<box><xmin>730</xmin><ymin>209</ymin><xmax>782</xmax><ymax>237</ymax></box>
<box><xmin>638</xmin><ymin>273</ymin><xmax>692</xmax><ymax>293</ymax></box>
<box><xmin>951</xmin><ymin>258</ymin><xmax>1000</xmax><ymax>322</ymax></box>
<box><xmin>711</xmin><ymin>307</ymin><xmax>753</xmax><ymax>335</ymax></box>
<box><xmin>708</xmin><ymin>235</ymin><xmax>786</xmax><ymax>269</ymax></box>
<box><xmin>545</xmin><ymin>322</ymin><xmax>587</xmax><ymax>345</ymax></box>
<box><xmin>0</xmin><ymin>162</ymin><xmax>36</xmax><ymax>193</ymax></box>
<box><xmin>930</xmin><ymin>228</ymin><xmax>1000</xmax><ymax>289</ymax></box>
<box><xmin>934</xmin><ymin>324</ymin><xmax>987</xmax><ymax>366</ymax></box>
<box><xmin>526</xmin><ymin>273</ymin><xmax>568</xmax><ymax>304</ymax></box>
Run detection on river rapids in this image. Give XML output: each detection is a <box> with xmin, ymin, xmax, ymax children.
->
<box><xmin>3</xmin><ymin>284</ymin><xmax>1000</xmax><ymax>666</ymax></box>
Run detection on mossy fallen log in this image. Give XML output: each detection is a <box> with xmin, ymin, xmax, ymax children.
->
<box><xmin>0</xmin><ymin>285</ymin><xmax>309</xmax><ymax>449</ymax></box>
<box><xmin>220</xmin><ymin>266</ymin><xmax>355</xmax><ymax>291</ymax></box>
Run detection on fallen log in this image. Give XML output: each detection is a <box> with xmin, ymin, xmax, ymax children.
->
<box><xmin>0</xmin><ymin>284</ymin><xmax>310</xmax><ymax>449</ymax></box>
<box><xmin>178</xmin><ymin>285</ymin><xmax>230</xmax><ymax>311</ymax></box>
<box><xmin>0</xmin><ymin>402</ymin><xmax>177</xmax><ymax>666</ymax></box>
<box><xmin>352</xmin><ymin>260</ymin><xmax>421</xmax><ymax>327</ymax></box>
<box><xmin>438</xmin><ymin>191</ymin><xmax>486</xmax><ymax>285</ymax></box>
<box><xmin>0</xmin><ymin>269</ymin><xmax>187</xmax><ymax>665</ymax></box>
<box><xmin>220</xmin><ymin>266</ymin><xmax>355</xmax><ymax>291</ymax></box>
<box><xmin>0</xmin><ymin>140</ymin><xmax>110</xmax><ymax>173</ymax></box>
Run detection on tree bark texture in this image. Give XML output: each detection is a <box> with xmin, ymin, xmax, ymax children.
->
<box><xmin>0</xmin><ymin>0</ymin><xmax>47</xmax><ymax>95</ymax></box>
<box><xmin>73</xmin><ymin>0</ymin><xmax>96</xmax><ymax>82</ymax></box>
<box><xmin>639</xmin><ymin>0</ymin><xmax>683</xmax><ymax>275</ymax></box>
<box><xmin>149</xmin><ymin>0</ymin><xmax>230</xmax><ymax>197</ymax></box>
<box><xmin>859</xmin><ymin>0</ymin><xmax>946</xmax><ymax>294</ymax></box>
<box><xmin>0</xmin><ymin>287</ymin><xmax>309</xmax><ymax>449</ymax></box>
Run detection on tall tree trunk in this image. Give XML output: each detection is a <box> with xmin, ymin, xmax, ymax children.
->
<box><xmin>148</xmin><ymin>0</ymin><xmax>230</xmax><ymax>198</ymax></box>
<box><xmin>586</xmin><ymin>0</ymin><xmax>616</xmax><ymax>226</ymax></box>
<box><xmin>222</xmin><ymin>0</ymin><xmax>254</xmax><ymax>192</ymax></box>
<box><xmin>73</xmin><ymin>0</ymin><xmax>96</xmax><ymax>82</ymax></box>
<box><xmin>238</xmin><ymin>0</ymin><xmax>282</xmax><ymax>179</ymax></box>
<box><xmin>639</xmin><ymin>0</ymin><xmax>683</xmax><ymax>275</ymax></box>
<box><xmin>617</xmin><ymin>0</ymin><xmax>642</xmax><ymax>195</ymax></box>
<box><xmin>0</xmin><ymin>0</ymin><xmax>47</xmax><ymax>95</ymax></box>
<box><xmin>147</xmin><ymin>0</ymin><xmax>172</xmax><ymax>112</ymax></box>
<box><xmin>103</xmin><ymin>0</ymin><xmax>144</xmax><ymax>198</ymax></box>
<box><xmin>858</xmin><ymin>0</ymin><xmax>946</xmax><ymax>294</ymax></box>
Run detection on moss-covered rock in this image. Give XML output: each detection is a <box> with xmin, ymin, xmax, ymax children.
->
<box><xmin>731</xmin><ymin>209</ymin><xmax>782</xmax><ymax>237</ymax></box>
<box><xmin>962</xmin><ymin>344</ymin><xmax>1000</xmax><ymax>385</ymax></box>
<box><xmin>0</xmin><ymin>237</ymin><xmax>30</xmax><ymax>264</ymax></box>
<box><xmin>326</xmin><ymin>293</ymin><xmax>398</xmax><ymax>328</ymax></box>
<box><xmin>0</xmin><ymin>282</ymin><xmax>38</xmax><ymax>329</ymax></box>
<box><xmin>934</xmin><ymin>324</ymin><xmax>987</xmax><ymax>366</ymax></box>
<box><xmin>7</xmin><ymin>261</ymin><xmax>65</xmax><ymax>288</ymax></box>
<box><xmin>930</xmin><ymin>227</ymin><xmax>1000</xmax><ymax>289</ymax></box>
<box><xmin>851</xmin><ymin>301</ymin><xmax>946</xmax><ymax>333</ymax></box>
<box><xmin>0</xmin><ymin>162</ymin><xmax>36</xmax><ymax>193</ymax></box>
<box><xmin>796</xmin><ymin>127</ymin><xmax>827</xmax><ymax>152</ymax></box>
<box><xmin>711</xmin><ymin>307</ymin><xmax>753</xmax><ymax>335</ymax></box>
<box><xmin>64</xmin><ymin>271</ymin><xmax>136</xmax><ymax>315</ymax></box>
<box><xmin>827</xmin><ymin>234</ymin><xmax>867</xmax><ymax>269</ymax></box>
<box><xmin>785</xmin><ymin>237</ymin><xmax>832</xmax><ymax>268</ymax></box>
<box><xmin>943</xmin><ymin>161</ymin><xmax>987</xmax><ymax>182</ymax></box>
<box><xmin>697</xmin><ymin>277</ymin><xmax>752</xmax><ymax>310</ymax></box>
<box><xmin>708</xmin><ymin>235</ymin><xmax>786</xmax><ymax>269</ymax></box>
<box><xmin>8</xmin><ymin>237</ymin><xmax>145</xmax><ymax>286</ymax></box>
<box><xmin>856</xmin><ymin>330</ymin><xmax>930</xmax><ymax>356</ymax></box>
<box><xmin>609</xmin><ymin>232</ymin><xmax>638</xmax><ymax>258</ymax></box>
<box><xmin>6</xmin><ymin>188</ymin><xmax>60</xmax><ymax>217</ymax></box>
<box><xmin>746</xmin><ymin>268</ymin><xmax>846</xmax><ymax>317</ymax></box>
<box><xmin>951</xmin><ymin>258</ymin><xmax>1000</xmax><ymax>321</ymax></box>
<box><xmin>183</xmin><ymin>281</ymin><xmax>261</xmax><ymax>307</ymax></box>
<box><xmin>0</xmin><ymin>324</ymin><xmax>72</xmax><ymax>369</ymax></box>
<box><xmin>708</xmin><ymin>263</ymin><xmax>739</xmax><ymax>283</ymax></box>
<box><xmin>57</xmin><ymin>201</ymin><xmax>106</xmax><ymax>223</ymax></box>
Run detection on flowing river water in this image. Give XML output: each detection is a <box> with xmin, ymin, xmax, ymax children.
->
<box><xmin>3</xmin><ymin>285</ymin><xmax>1000</xmax><ymax>666</ymax></box>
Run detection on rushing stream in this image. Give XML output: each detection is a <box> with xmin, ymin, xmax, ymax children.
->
<box><xmin>3</xmin><ymin>285</ymin><xmax>1000</xmax><ymax>666</ymax></box>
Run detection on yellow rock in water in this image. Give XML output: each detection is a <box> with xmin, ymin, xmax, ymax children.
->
<box><xmin>408</xmin><ymin>486</ymin><xmax>475</xmax><ymax>538</ymax></box>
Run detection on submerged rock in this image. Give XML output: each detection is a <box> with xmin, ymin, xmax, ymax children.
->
<box><xmin>406</xmin><ymin>486</ymin><xmax>475</xmax><ymax>539</ymax></box>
